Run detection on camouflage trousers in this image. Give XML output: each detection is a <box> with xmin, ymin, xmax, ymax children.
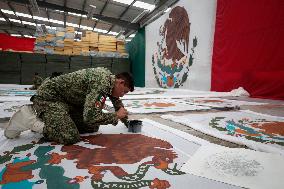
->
<box><xmin>31</xmin><ymin>96</ymin><xmax>100</xmax><ymax>145</ymax></box>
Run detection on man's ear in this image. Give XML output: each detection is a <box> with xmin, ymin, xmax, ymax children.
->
<box><xmin>119</xmin><ymin>79</ymin><xmax>125</xmax><ymax>85</ymax></box>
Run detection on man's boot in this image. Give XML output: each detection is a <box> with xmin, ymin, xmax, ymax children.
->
<box><xmin>4</xmin><ymin>104</ymin><xmax>44</xmax><ymax>139</ymax></box>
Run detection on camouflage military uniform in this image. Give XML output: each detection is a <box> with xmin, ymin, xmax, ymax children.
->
<box><xmin>31</xmin><ymin>67</ymin><xmax>124</xmax><ymax>144</ymax></box>
<box><xmin>30</xmin><ymin>75</ymin><xmax>43</xmax><ymax>90</ymax></box>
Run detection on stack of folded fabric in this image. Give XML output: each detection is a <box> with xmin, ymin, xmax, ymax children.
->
<box><xmin>98</xmin><ymin>35</ymin><xmax>117</xmax><ymax>52</ymax></box>
<box><xmin>34</xmin><ymin>26</ymin><xmax>46</xmax><ymax>54</ymax></box>
<box><xmin>116</xmin><ymin>39</ymin><xmax>126</xmax><ymax>53</ymax></box>
<box><xmin>54</xmin><ymin>27</ymin><xmax>65</xmax><ymax>55</ymax></box>
<box><xmin>44</xmin><ymin>29</ymin><xmax>56</xmax><ymax>54</ymax></box>
<box><xmin>72</xmin><ymin>41</ymin><xmax>82</xmax><ymax>55</ymax></box>
<box><xmin>63</xmin><ymin>27</ymin><xmax>75</xmax><ymax>55</ymax></box>
<box><xmin>89</xmin><ymin>31</ymin><xmax>99</xmax><ymax>52</ymax></box>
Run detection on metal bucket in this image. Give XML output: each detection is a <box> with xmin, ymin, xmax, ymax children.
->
<box><xmin>127</xmin><ymin>120</ymin><xmax>143</xmax><ymax>133</ymax></box>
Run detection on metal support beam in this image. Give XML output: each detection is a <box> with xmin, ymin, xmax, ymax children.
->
<box><xmin>119</xmin><ymin>0</ymin><xmax>137</xmax><ymax>18</ymax></box>
<box><xmin>4</xmin><ymin>29</ymin><xmax>10</xmax><ymax>35</ymax></box>
<box><xmin>0</xmin><ymin>24</ymin><xmax>35</xmax><ymax>33</ymax></box>
<box><xmin>18</xmin><ymin>31</ymin><xmax>24</xmax><ymax>37</ymax></box>
<box><xmin>26</xmin><ymin>4</ymin><xmax>38</xmax><ymax>26</ymax></box>
<box><xmin>0</xmin><ymin>10</ymin><xmax>12</xmax><ymax>24</ymax></box>
<box><xmin>63</xmin><ymin>0</ymin><xmax>67</xmax><ymax>27</ymax></box>
<box><xmin>92</xmin><ymin>14</ymin><xmax>139</xmax><ymax>29</ymax></box>
<box><xmin>108</xmin><ymin>0</ymin><xmax>137</xmax><ymax>33</ymax></box>
<box><xmin>28</xmin><ymin>0</ymin><xmax>40</xmax><ymax>14</ymax></box>
<box><xmin>93</xmin><ymin>0</ymin><xmax>109</xmax><ymax>29</ymax></box>
<box><xmin>78</xmin><ymin>0</ymin><xmax>87</xmax><ymax>31</ymax></box>
<box><xmin>123</xmin><ymin>30</ymin><xmax>136</xmax><ymax>38</ymax></box>
<box><xmin>9</xmin><ymin>0</ymin><xmax>139</xmax><ymax>30</ymax></box>
<box><xmin>42</xmin><ymin>0</ymin><xmax>51</xmax><ymax>27</ymax></box>
<box><xmin>8</xmin><ymin>2</ymin><xmax>23</xmax><ymax>25</ymax></box>
<box><xmin>123</xmin><ymin>0</ymin><xmax>178</xmax><ymax>37</ymax></box>
<box><xmin>139</xmin><ymin>0</ymin><xmax>178</xmax><ymax>27</ymax></box>
<box><xmin>45</xmin><ymin>9</ymin><xmax>51</xmax><ymax>26</ymax></box>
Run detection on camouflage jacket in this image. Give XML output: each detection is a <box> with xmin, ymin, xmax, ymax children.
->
<box><xmin>36</xmin><ymin>67</ymin><xmax>124</xmax><ymax>126</ymax></box>
<box><xmin>32</xmin><ymin>75</ymin><xmax>43</xmax><ymax>89</ymax></box>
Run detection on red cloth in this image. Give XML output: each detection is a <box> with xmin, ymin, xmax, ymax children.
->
<box><xmin>211</xmin><ymin>0</ymin><xmax>284</xmax><ymax>100</ymax></box>
<box><xmin>0</xmin><ymin>33</ymin><xmax>35</xmax><ymax>52</ymax></box>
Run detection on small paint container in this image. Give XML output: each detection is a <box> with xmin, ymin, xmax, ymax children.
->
<box><xmin>128</xmin><ymin>120</ymin><xmax>143</xmax><ymax>133</ymax></box>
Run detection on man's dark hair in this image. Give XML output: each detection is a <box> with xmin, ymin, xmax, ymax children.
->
<box><xmin>115</xmin><ymin>72</ymin><xmax>134</xmax><ymax>92</ymax></box>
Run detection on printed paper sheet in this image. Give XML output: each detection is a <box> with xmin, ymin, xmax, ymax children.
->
<box><xmin>162</xmin><ymin>110</ymin><xmax>284</xmax><ymax>155</ymax></box>
<box><xmin>181</xmin><ymin>145</ymin><xmax>284</xmax><ymax>189</ymax></box>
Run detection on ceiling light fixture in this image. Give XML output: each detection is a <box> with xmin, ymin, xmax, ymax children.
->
<box><xmin>54</xmin><ymin>9</ymin><xmax>64</xmax><ymax>13</ymax></box>
<box><xmin>16</xmin><ymin>12</ymin><xmax>33</xmax><ymax>18</ymax></box>
<box><xmin>112</xmin><ymin>0</ymin><xmax>133</xmax><ymax>5</ymax></box>
<box><xmin>11</xmin><ymin>34</ymin><xmax>22</xmax><ymax>37</ymax></box>
<box><xmin>68</xmin><ymin>12</ymin><xmax>87</xmax><ymax>18</ymax></box>
<box><xmin>93</xmin><ymin>28</ymin><xmax>108</xmax><ymax>34</ymax></box>
<box><xmin>66</xmin><ymin>22</ymin><xmax>80</xmax><ymax>28</ymax></box>
<box><xmin>108</xmin><ymin>31</ymin><xmax>119</xmax><ymax>36</ymax></box>
<box><xmin>9</xmin><ymin>18</ymin><xmax>21</xmax><ymax>23</ymax></box>
<box><xmin>133</xmin><ymin>1</ymin><xmax>155</xmax><ymax>11</ymax></box>
<box><xmin>164</xmin><ymin>7</ymin><xmax>171</xmax><ymax>13</ymax></box>
<box><xmin>22</xmin><ymin>20</ymin><xmax>37</xmax><ymax>26</ymax></box>
<box><xmin>1</xmin><ymin>9</ymin><xmax>14</xmax><ymax>15</ymax></box>
<box><xmin>24</xmin><ymin>35</ymin><xmax>34</xmax><ymax>38</ymax></box>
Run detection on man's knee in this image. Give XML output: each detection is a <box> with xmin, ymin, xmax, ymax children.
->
<box><xmin>41</xmin><ymin>110</ymin><xmax>81</xmax><ymax>144</ymax></box>
<box><xmin>43</xmin><ymin>128</ymin><xmax>80</xmax><ymax>145</ymax></box>
<box><xmin>33</xmin><ymin>100</ymin><xmax>81</xmax><ymax>144</ymax></box>
<box><xmin>59</xmin><ymin>132</ymin><xmax>81</xmax><ymax>145</ymax></box>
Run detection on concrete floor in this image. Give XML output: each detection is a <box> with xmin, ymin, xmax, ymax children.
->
<box><xmin>1</xmin><ymin>96</ymin><xmax>283</xmax><ymax>149</ymax></box>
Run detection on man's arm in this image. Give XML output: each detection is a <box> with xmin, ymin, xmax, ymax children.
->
<box><xmin>109</xmin><ymin>96</ymin><xmax>124</xmax><ymax>111</ymax></box>
<box><xmin>83</xmin><ymin>91</ymin><xmax>119</xmax><ymax>127</ymax></box>
<box><xmin>109</xmin><ymin>96</ymin><xmax>128</xmax><ymax>125</ymax></box>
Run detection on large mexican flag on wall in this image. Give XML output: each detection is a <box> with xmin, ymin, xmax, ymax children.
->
<box><xmin>145</xmin><ymin>0</ymin><xmax>284</xmax><ymax>100</ymax></box>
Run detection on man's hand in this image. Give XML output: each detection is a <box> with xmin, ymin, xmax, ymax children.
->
<box><xmin>116</xmin><ymin>107</ymin><xmax>128</xmax><ymax>119</ymax></box>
